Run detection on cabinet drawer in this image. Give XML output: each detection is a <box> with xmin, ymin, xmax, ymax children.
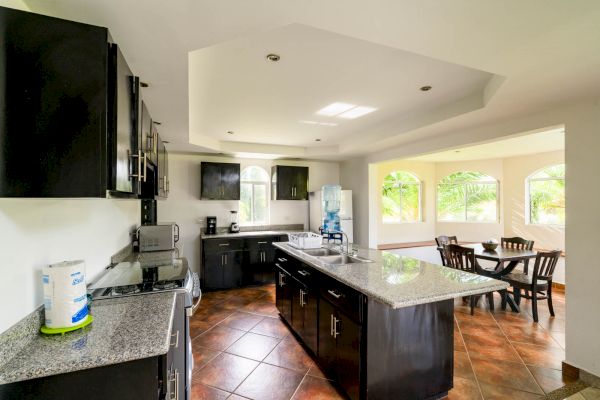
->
<box><xmin>291</xmin><ymin>262</ymin><xmax>318</xmax><ymax>286</ymax></box>
<box><xmin>246</xmin><ymin>235</ymin><xmax>279</xmax><ymax>250</ymax></box>
<box><xmin>320</xmin><ymin>277</ymin><xmax>363</xmax><ymax>323</ymax></box>
<box><xmin>203</xmin><ymin>238</ymin><xmax>244</xmax><ymax>254</ymax></box>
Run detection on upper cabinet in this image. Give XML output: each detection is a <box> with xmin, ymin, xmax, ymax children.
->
<box><xmin>0</xmin><ymin>7</ymin><xmax>168</xmax><ymax>199</ymax></box>
<box><xmin>200</xmin><ymin>162</ymin><xmax>240</xmax><ymax>200</ymax></box>
<box><xmin>271</xmin><ymin>165</ymin><xmax>309</xmax><ymax>200</ymax></box>
<box><xmin>156</xmin><ymin>130</ymin><xmax>169</xmax><ymax>199</ymax></box>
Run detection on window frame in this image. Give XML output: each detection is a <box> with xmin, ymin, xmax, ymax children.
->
<box><xmin>381</xmin><ymin>171</ymin><xmax>423</xmax><ymax>224</ymax></box>
<box><xmin>239</xmin><ymin>166</ymin><xmax>270</xmax><ymax>227</ymax></box>
<box><xmin>526</xmin><ymin>165</ymin><xmax>565</xmax><ymax>227</ymax></box>
<box><xmin>436</xmin><ymin>172</ymin><xmax>500</xmax><ymax>223</ymax></box>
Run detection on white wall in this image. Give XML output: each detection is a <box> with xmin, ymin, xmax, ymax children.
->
<box><xmin>0</xmin><ymin>199</ymin><xmax>139</xmax><ymax>333</ymax></box>
<box><xmin>340</xmin><ymin>157</ymin><xmax>370</xmax><ymax>247</ymax></box>
<box><xmin>158</xmin><ymin>153</ymin><xmax>340</xmax><ymax>274</ymax></box>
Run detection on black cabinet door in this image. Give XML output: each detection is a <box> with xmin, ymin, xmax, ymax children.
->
<box><xmin>293</xmin><ymin>167</ymin><xmax>309</xmax><ymax>200</ymax></box>
<box><xmin>203</xmin><ymin>253</ymin><xmax>224</xmax><ymax>289</ymax></box>
<box><xmin>318</xmin><ymin>299</ymin><xmax>337</xmax><ymax>375</ymax></box>
<box><xmin>336</xmin><ymin>311</ymin><xmax>361</xmax><ymax>400</ymax></box>
<box><xmin>157</xmin><ymin>135</ymin><xmax>167</xmax><ymax>198</ymax></box>
<box><xmin>275</xmin><ymin>267</ymin><xmax>292</xmax><ymax>322</ymax></box>
<box><xmin>275</xmin><ymin>166</ymin><xmax>295</xmax><ymax>200</ymax></box>
<box><xmin>221</xmin><ymin>163</ymin><xmax>240</xmax><ymax>200</ymax></box>
<box><xmin>223</xmin><ymin>250</ymin><xmax>243</xmax><ymax>288</ymax></box>
<box><xmin>291</xmin><ymin>279</ymin><xmax>304</xmax><ymax>335</ymax></box>
<box><xmin>200</xmin><ymin>162</ymin><xmax>222</xmax><ymax>199</ymax></box>
<box><xmin>303</xmin><ymin>287</ymin><xmax>319</xmax><ymax>354</ymax></box>
<box><xmin>170</xmin><ymin>294</ymin><xmax>186</xmax><ymax>397</ymax></box>
<box><xmin>140</xmin><ymin>102</ymin><xmax>155</xmax><ymax>166</ymax></box>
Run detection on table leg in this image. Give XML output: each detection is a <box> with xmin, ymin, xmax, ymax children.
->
<box><xmin>505</xmin><ymin>291</ymin><xmax>520</xmax><ymax>313</ymax></box>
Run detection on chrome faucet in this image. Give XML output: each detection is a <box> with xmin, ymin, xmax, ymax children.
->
<box><xmin>332</xmin><ymin>231</ymin><xmax>350</xmax><ymax>255</ymax></box>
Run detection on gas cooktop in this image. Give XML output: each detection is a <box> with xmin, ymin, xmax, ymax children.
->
<box><xmin>89</xmin><ymin>257</ymin><xmax>189</xmax><ymax>300</ymax></box>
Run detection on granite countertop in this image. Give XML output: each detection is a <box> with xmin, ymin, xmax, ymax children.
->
<box><xmin>200</xmin><ymin>230</ymin><xmax>302</xmax><ymax>240</ymax></box>
<box><xmin>0</xmin><ymin>292</ymin><xmax>176</xmax><ymax>385</ymax></box>
<box><xmin>273</xmin><ymin>242</ymin><xmax>509</xmax><ymax>309</ymax></box>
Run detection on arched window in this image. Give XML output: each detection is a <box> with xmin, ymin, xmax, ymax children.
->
<box><xmin>527</xmin><ymin>164</ymin><xmax>565</xmax><ymax>225</ymax></box>
<box><xmin>240</xmin><ymin>166</ymin><xmax>269</xmax><ymax>226</ymax></box>
<box><xmin>382</xmin><ymin>171</ymin><xmax>421</xmax><ymax>223</ymax></box>
<box><xmin>437</xmin><ymin>171</ymin><xmax>498</xmax><ymax>222</ymax></box>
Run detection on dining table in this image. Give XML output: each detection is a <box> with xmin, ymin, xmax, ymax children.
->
<box><xmin>460</xmin><ymin>243</ymin><xmax>538</xmax><ymax>312</ymax></box>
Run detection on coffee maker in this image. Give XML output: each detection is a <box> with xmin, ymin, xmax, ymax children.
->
<box><xmin>206</xmin><ymin>216</ymin><xmax>217</xmax><ymax>234</ymax></box>
<box><xmin>229</xmin><ymin>211</ymin><xmax>240</xmax><ymax>233</ymax></box>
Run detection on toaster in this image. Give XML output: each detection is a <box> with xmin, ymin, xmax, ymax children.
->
<box><xmin>138</xmin><ymin>223</ymin><xmax>179</xmax><ymax>252</ymax></box>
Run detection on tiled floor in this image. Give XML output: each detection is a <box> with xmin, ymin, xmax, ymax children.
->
<box><xmin>190</xmin><ymin>284</ymin><xmax>570</xmax><ymax>400</ymax></box>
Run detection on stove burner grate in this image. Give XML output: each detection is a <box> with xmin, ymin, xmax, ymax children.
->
<box><xmin>113</xmin><ymin>285</ymin><xmax>140</xmax><ymax>295</ymax></box>
<box><xmin>154</xmin><ymin>280</ymin><xmax>178</xmax><ymax>291</ymax></box>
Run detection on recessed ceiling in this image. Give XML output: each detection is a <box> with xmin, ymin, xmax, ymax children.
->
<box><xmin>407</xmin><ymin>128</ymin><xmax>564</xmax><ymax>162</ymax></box>
<box><xmin>188</xmin><ymin>23</ymin><xmax>497</xmax><ymax>151</ymax></box>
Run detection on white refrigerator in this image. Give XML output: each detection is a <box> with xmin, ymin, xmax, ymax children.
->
<box><xmin>309</xmin><ymin>190</ymin><xmax>353</xmax><ymax>242</ymax></box>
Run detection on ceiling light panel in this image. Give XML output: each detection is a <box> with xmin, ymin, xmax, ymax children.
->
<box><xmin>338</xmin><ymin>106</ymin><xmax>377</xmax><ymax>119</ymax></box>
<box><xmin>316</xmin><ymin>102</ymin><xmax>356</xmax><ymax>116</ymax></box>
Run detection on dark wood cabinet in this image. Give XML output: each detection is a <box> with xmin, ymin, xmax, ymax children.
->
<box><xmin>271</xmin><ymin>165</ymin><xmax>309</xmax><ymax>200</ymax></box>
<box><xmin>156</xmin><ymin>132</ymin><xmax>169</xmax><ymax>198</ymax></box>
<box><xmin>247</xmin><ymin>239</ymin><xmax>277</xmax><ymax>284</ymax></box>
<box><xmin>291</xmin><ymin>277</ymin><xmax>319</xmax><ymax>353</ymax></box>
<box><xmin>202</xmin><ymin>250</ymin><xmax>243</xmax><ymax>289</ymax></box>
<box><xmin>276</xmin><ymin>266</ymin><xmax>293</xmax><ymax>322</ymax></box>
<box><xmin>0</xmin><ymin>7</ymin><xmax>146</xmax><ymax>198</ymax></box>
<box><xmin>200</xmin><ymin>162</ymin><xmax>240</xmax><ymax>200</ymax></box>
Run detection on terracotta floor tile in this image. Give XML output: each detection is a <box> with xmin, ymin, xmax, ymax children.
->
<box><xmin>243</xmin><ymin>300</ymin><xmax>279</xmax><ymax>317</ymax></box>
<box><xmin>292</xmin><ymin>376</ymin><xmax>346</xmax><ymax>400</ymax></box>
<box><xmin>234</xmin><ymin>363</ymin><xmax>305</xmax><ymax>400</ymax></box>
<box><xmin>528</xmin><ymin>365</ymin><xmax>577</xmax><ymax>394</ymax></box>
<box><xmin>196</xmin><ymin>353</ymin><xmax>259</xmax><ymax>392</ymax></box>
<box><xmin>307</xmin><ymin>363</ymin><xmax>333</xmax><ymax>380</ymax></box>
<box><xmin>263</xmin><ymin>336</ymin><xmax>316</xmax><ymax>374</ymax></box>
<box><xmin>226</xmin><ymin>332</ymin><xmax>281</xmax><ymax>361</ymax></box>
<box><xmin>470</xmin><ymin>357</ymin><xmax>544</xmax><ymax>395</ymax></box>
<box><xmin>221</xmin><ymin>297</ymin><xmax>258</xmax><ymax>310</ymax></box>
<box><xmin>220</xmin><ymin>312</ymin><xmax>264</xmax><ymax>331</ymax></box>
<box><xmin>503</xmin><ymin>325</ymin><xmax>562</xmax><ymax>348</ymax></box>
<box><xmin>446</xmin><ymin>376</ymin><xmax>482</xmax><ymax>400</ymax></box>
<box><xmin>190</xmin><ymin>319</ymin><xmax>214</xmax><ymax>339</ymax></box>
<box><xmin>194</xmin><ymin>325</ymin><xmax>246</xmax><ymax>351</ymax></box>
<box><xmin>463</xmin><ymin>333</ymin><xmax>521</xmax><ymax>363</ymax></box>
<box><xmin>194</xmin><ymin>308</ymin><xmax>235</xmax><ymax>326</ymax></box>
<box><xmin>190</xmin><ymin>382</ymin><xmax>231</xmax><ymax>400</ymax></box>
<box><xmin>191</xmin><ymin>345</ymin><xmax>221</xmax><ymax>372</ymax></box>
<box><xmin>250</xmin><ymin>317</ymin><xmax>290</xmax><ymax>339</ymax></box>
<box><xmin>512</xmin><ymin>342</ymin><xmax>565</xmax><ymax>370</ymax></box>
<box><xmin>228</xmin><ymin>395</ymin><xmax>250</xmax><ymax>400</ymax></box>
<box><xmin>454</xmin><ymin>332</ymin><xmax>467</xmax><ymax>352</ymax></box>
<box><xmin>550</xmin><ymin>332</ymin><xmax>566</xmax><ymax>349</ymax></box>
<box><xmin>454</xmin><ymin>351</ymin><xmax>475</xmax><ymax>380</ymax></box>
<box><xmin>479</xmin><ymin>383</ymin><xmax>543</xmax><ymax>399</ymax></box>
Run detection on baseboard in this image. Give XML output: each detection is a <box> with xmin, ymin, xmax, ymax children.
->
<box><xmin>562</xmin><ymin>361</ymin><xmax>580</xmax><ymax>381</ymax></box>
<box><xmin>552</xmin><ymin>282</ymin><xmax>565</xmax><ymax>291</ymax></box>
<box><xmin>377</xmin><ymin>241</ymin><xmax>436</xmax><ymax>250</ymax></box>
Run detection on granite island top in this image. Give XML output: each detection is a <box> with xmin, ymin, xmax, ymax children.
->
<box><xmin>273</xmin><ymin>242</ymin><xmax>509</xmax><ymax>309</ymax></box>
<box><xmin>0</xmin><ymin>292</ymin><xmax>176</xmax><ymax>385</ymax></box>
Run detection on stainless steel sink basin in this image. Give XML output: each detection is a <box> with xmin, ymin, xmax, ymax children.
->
<box><xmin>301</xmin><ymin>248</ymin><xmax>341</xmax><ymax>257</ymax></box>
<box><xmin>318</xmin><ymin>254</ymin><xmax>374</xmax><ymax>265</ymax></box>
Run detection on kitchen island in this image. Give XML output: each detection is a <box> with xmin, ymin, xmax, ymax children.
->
<box><xmin>273</xmin><ymin>242</ymin><xmax>508</xmax><ymax>400</ymax></box>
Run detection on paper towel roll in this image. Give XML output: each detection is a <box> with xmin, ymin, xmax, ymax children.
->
<box><xmin>42</xmin><ymin>260</ymin><xmax>88</xmax><ymax>329</ymax></box>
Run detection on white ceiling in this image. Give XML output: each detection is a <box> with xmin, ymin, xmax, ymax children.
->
<box><xmin>407</xmin><ymin>128</ymin><xmax>564</xmax><ymax>162</ymax></box>
<box><xmin>23</xmin><ymin>1</ymin><xmax>600</xmax><ymax>160</ymax></box>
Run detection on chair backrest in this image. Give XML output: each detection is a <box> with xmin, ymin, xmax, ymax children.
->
<box><xmin>501</xmin><ymin>237</ymin><xmax>534</xmax><ymax>250</ymax></box>
<box><xmin>532</xmin><ymin>250</ymin><xmax>562</xmax><ymax>282</ymax></box>
<box><xmin>436</xmin><ymin>235</ymin><xmax>458</xmax><ymax>247</ymax></box>
<box><xmin>443</xmin><ymin>244</ymin><xmax>476</xmax><ymax>273</ymax></box>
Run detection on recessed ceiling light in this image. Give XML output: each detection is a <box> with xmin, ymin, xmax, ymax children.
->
<box><xmin>315</xmin><ymin>139</ymin><xmax>321</xmax><ymax>142</ymax></box>
<box><xmin>316</xmin><ymin>102</ymin><xmax>356</xmax><ymax>116</ymax></box>
<box><xmin>338</xmin><ymin>106</ymin><xmax>377</xmax><ymax>119</ymax></box>
<box><xmin>420</xmin><ymin>85</ymin><xmax>432</xmax><ymax>91</ymax></box>
<box><xmin>266</xmin><ymin>53</ymin><xmax>280</xmax><ymax>62</ymax></box>
<box><xmin>298</xmin><ymin>120</ymin><xmax>338</xmax><ymax>127</ymax></box>
<box><xmin>318</xmin><ymin>122</ymin><xmax>338</xmax><ymax>126</ymax></box>
<box><xmin>454</xmin><ymin>150</ymin><xmax>461</xmax><ymax>153</ymax></box>
<box><xmin>227</xmin><ymin>131</ymin><xmax>234</xmax><ymax>135</ymax></box>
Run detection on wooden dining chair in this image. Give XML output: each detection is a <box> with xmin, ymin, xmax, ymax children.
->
<box><xmin>501</xmin><ymin>237</ymin><xmax>535</xmax><ymax>273</ymax></box>
<box><xmin>435</xmin><ymin>235</ymin><xmax>458</xmax><ymax>266</ymax></box>
<box><xmin>443</xmin><ymin>244</ymin><xmax>494</xmax><ymax>315</ymax></box>
<box><xmin>501</xmin><ymin>250</ymin><xmax>561</xmax><ymax>322</ymax></box>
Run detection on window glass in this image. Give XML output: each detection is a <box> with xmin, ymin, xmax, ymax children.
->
<box><xmin>437</xmin><ymin>171</ymin><xmax>498</xmax><ymax>222</ymax></box>
<box><xmin>528</xmin><ymin>164</ymin><xmax>565</xmax><ymax>225</ymax></box>
<box><xmin>240</xmin><ymin>166</ymin><xmax>269</xmax><ymax>225</ymax></box>
<box><xmin>382</xmin><ymin>171</ymin><xmax>421</xmax><ymax>223</ymax></box>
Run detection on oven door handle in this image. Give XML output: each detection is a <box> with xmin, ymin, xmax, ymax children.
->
<box><xmin>191</xmin><ymin>272</ymin><xmax>202</xmax><ymax>315</ymax></box>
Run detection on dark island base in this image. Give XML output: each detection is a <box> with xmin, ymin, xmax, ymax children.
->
<box><xmin>365</xmin><ymin>298</ymin><xmax>454</xmax><ymax>400</ymax></box>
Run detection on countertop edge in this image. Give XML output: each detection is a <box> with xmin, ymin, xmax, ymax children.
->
<box><xmin>273</xmin><ymin>243</ymin><xmax>509</xmax><ymax>309</ymax></box>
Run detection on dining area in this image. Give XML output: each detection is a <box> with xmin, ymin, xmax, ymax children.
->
<box><xmin>435</xmin><ymin>236</ymin><xmax>562</xmax><ymax>323</ymax></box>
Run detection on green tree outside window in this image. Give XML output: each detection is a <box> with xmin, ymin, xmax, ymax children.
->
<box><xmin>437</xmin><ymin>171</ymin><xmax>498</xmax><ymax>222</ymax></box>
<box><xmin>382</xmin><ymin>171</ymin><xmax>421</xmax><ymax>223</ymax></box>
<box><xmin>528</xmin><ymin>164</ymin><xmax>565</xmax><ymax>225</ymax></box>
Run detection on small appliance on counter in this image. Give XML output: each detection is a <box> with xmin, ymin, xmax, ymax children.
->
<box><xmin>229</xmin><ymin>210</ymin><xmax>240</xmax><ymax>233</ymax></box>
<box><xmin>138</xmin><ymin>223</ymin><xmax>179</xmax><ymax>252</ymax></box>
<box><xmin>206</xmin><ymin>216</ymin><xmax>217</xmax><ymax>234</ymax></box>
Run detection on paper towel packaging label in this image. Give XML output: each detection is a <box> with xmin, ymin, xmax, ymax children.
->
<box><xmin>42</xmin><ymin>260</ymin><xmax>88</xmax><ymax>329</ymax></box>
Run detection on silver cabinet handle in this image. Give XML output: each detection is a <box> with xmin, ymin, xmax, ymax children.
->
<box><xmin>218</xmin><ymin>243</ymin><xmax>230</xmax><ymax>246</ymax></box>
<box><xmin>170</xmin><ymin>330</ymin><xmax>179</xmax><ymax>348</ymax></box>
<box><xmin>333</xmin><ymin>316</ymin><xmax>340</xmax><ymax>338</ymax></box>
<box><xmin>221</xmin><ymin>254</ymin><xmax>224</xmax><ymax>266</ymax></box>
<box><xmin>330</xmin><ymin>314</ymin><xmax>334</xmax><ymax>337</ymax></box>
<box><xmin>224</xmin><ymin>254</ymin><xmax>227</xmax><ymax>265</ymax></box>
<box><xmin>279</xmin><ymin>272</ymin><xmax>286</xmax><ymax>286</ymax></box>
<box><xmin>327</xmin><ymin>289</ymin><xmax>342</xmax><ymax>299</ymax></box>
<box><xmin>300</xmin><ymin>289</ymin><xmax>306</xmax><ymax>307</ymax></box>
<box><xmin>142</xmin><ymin>151</ymin><xmax>147</xmax><ymax>182</ymax></box>
<box><xmin>258</xmin><ymin>241</ymin><xmax>268</xmax><ymax>244</ymax></box>
<box><xmin>128</xmin><ymin>150</ymin><xmax>146</xmax><ymax>181</ymax></box>
<box><xmin>168</xmin><ymin>368</ymin><xmax>179</xmax><ymax>400</ymax></box>
<box><xmin>277</xmin><ymin>257</ymin><xmax>287</xmax><ymax>262</ymax></box>
<box><xmin>298</xmin><ymin>270</ymin><xmax>309</xmax><ymax>277</ymax></box>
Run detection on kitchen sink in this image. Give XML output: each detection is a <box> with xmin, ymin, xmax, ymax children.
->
<box><xmin>301</xmin><ymin>248</ymin><xmax>341</xmax><ymax>257</ymax></box>
<box><xmin>318</xmin><ymin>254</ymin><xmax>374</xmax><ymax>265</ymax></box>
